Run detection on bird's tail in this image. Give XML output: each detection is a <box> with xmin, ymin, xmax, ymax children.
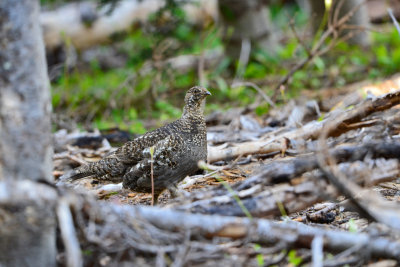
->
<box><xmin>56</xmin><ymin>164</ymin><xmax>93</xmax><ymax>186</ymax></box>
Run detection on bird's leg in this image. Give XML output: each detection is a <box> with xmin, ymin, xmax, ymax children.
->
<box><xmin>153</xmin><ymin>191</ymin><xmax>161</xmax><ymax>205</ymax></box>
<box><xmin>167</xmin><ymin>184</ymin><xmax>180</xmax><ymax>198</ymax></box>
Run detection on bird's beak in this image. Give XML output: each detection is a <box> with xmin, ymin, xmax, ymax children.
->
<box><xmin>204</xmin><ymin>89</ymin><xmax>211</xmax><ymax>96</ymax></box>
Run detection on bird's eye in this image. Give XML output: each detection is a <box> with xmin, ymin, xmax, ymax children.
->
<box><xmin>194</xmin><ymin>89</ymin><xmax>200</xmax><ymax>94</ymax></box>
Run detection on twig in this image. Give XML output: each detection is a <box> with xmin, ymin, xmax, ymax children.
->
<box><xmin>233</xmin><ymin>38</ymin><xmax>251</xmax><ymax>83</ymax></box>
<box><xmin>388</xmin><ymin>8</ymin><xmax>400</xmax><ymax>36</ymax></box>
<box><xmin>150</xmin><ymin>146</ymin><xmax>155</xmax><ymax>206</ymax></box>
<box><xmin>272</xmin><ymin>0</ymin><xmax>366</xmax><ymax>100</ymax></box>
<box><xmin>3</xmin><ymin>180</ymin><xmax>400</xmax><ymax>262</ymax></box>
<box><xmin>312</xmin><ymin>235</ymin><xmax>323</xmax><ymax>267</ymax></box>
<box><xmin>57</xmin><ymin>198</ymin><xmax>83</xmax><ymax>267</ymax></box>
<box><xmin>209</xmin><ymin>90</ymin><xmax>400</xmax><ymax>163</ymax></box>
<box><xmin>231</xmin><ymin>81</ymin><xmax>275</xmax><ymax>107</ymax></box>
<box><xmin>316</xmin><ymin>92</ymin><xmax>400</xmax><ymax>229</ymax></box>
<box><xmin>288</xmin><ymin>15</ymin><xmax>311</xmax><ymax>57</ymax></box>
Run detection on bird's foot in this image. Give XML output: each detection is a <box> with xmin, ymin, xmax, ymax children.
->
<box><xmin>168</xmin><ymin>185</ymin><xmax>189</xmax><ymax>199</ymax></box>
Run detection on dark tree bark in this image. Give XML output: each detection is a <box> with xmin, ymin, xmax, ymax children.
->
<box><xmin>308</xmin><ymin>0</ymin><xmax>326</xmax><ymax>34</ymax></box>
<box><xmin>0</xmin><ymin>1</ymin><xmax>55</xmax><ymax>266</ymax></box>
<box><xmin>331</xmin><ymin>0</ymin><xmax>370</xmax><ymax>46</ymax></box>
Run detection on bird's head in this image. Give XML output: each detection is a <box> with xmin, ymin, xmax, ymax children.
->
<box><xmin>184</xmin><ymin>86</ymin><xmax>211</xmax><ymax>111</ymax></box>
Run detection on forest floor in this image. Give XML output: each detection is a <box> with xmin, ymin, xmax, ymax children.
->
<box><xmin>53</xmin><ymin>74</ymin><xmax>400</xmax><ymax>266</ymax></box>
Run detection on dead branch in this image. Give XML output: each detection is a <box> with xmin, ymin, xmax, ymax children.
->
<box><xmin>56</xmin><ymin>198</ymin><xmax>83</xmax><ymax>267</ymax></box>
<box><xmin>2</xmin><ymin>180</ymin><xmax>400</xmax><ymax>263</ymax></box>
<box><xmin>316</xmin><ymin>92</ymin><xmax>400</xmax><ymax>230</ymax></box>
<box><xmin>238</xmin><ymin>142</ymin><xmax>400</xmax><ymax>189</ymax></box>
<box><xmin>326</xmin><ymin>90</ymin><xmax>400</xmax><ymax>137</ymax></box>
<box><xmin>208</xmin><ymin>90</ymin><xmax>400</xmax><ymax>162</ymax></box>
<box><xmin>208</xmin><ymin>139</ymin><xmax>283</xmax><ymax>163</ymax></box>
<box><xmin>109</xmin><ymin>205</ymin><xmax>400</xmax><ymax>261</ymax></box>
<box><xmin>173</xmin><ymin>180</ymin><xmax>327</xmax><ymax>217</ymax></box>
<box><xmin>231</xmin><ymin>81</ymin><xmax>276</xmax><ymax>107</ymax></box>
<box><xmin>174</xmin><ymin>141</ymin><xmax>400</xmax><ymax>219</ymax></box>
<box><xmin>318</xmin><ymin>150</ymin><xmax>400</xmax><ymax>230</ymax></box>
<box><xmin>41</xmin><ymin>0</ymin><xmax>218</xmax><ymax>51</ymax></box>
<box><xmin>388</xmin><ymin>8</ymin><xmax>400</xmax><ymax>36</ymax></box>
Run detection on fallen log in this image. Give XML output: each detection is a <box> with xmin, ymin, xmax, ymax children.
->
<box><xmin>174</xmin><ymin>180</ymin><xmax>328</xmax><ymax>217</ymax></box>
<box><xmin>171</xmin><ymin>157</ymin><xmax>400</xmax><ymax>219</ymax></box>
<box><xmin>1</xmin><ymin>180</ymin><xmax>400</xmax><ymax>263</ymax></box>
<box><xmin>41</xmin><ymin>0</ymin><xmax>218</xmax><ymax>51</ymax></box>
<box><xmin>238</xmin><ymin>141</ymin><xmax>400</xmax><ymax>189</ymax></box>
<box><xmin>208</xmin><ymin>90</ymin><xmax>400</xmax><ymax>162</ymax></box>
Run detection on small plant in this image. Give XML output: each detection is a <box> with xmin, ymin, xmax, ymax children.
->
<box><xmin>348</xmin><ymin>218</ymin><xmax>358</xmax><ymax>233</ymax></box>
<box><xmin>149</xmin><ymin>146</ymin><xmax>155</xmax><ymax>206</ymax></box>
<box><xmin>288</xmin><ymin>249</ymin><xmax>303</xmax><ymax>266</ymax></box>
<box><xmin>253</xmin><ymin>244</ymin><xmax>265</xmax><ymax>266</ymax></box>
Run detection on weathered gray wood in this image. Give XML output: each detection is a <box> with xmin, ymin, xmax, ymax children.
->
<box><xmin>3</xmin><ymin>182</ymin><xmax>400</xmax><ymax>262</ymax></box>
<box><xmin>0</xmin><ymin>1</ymin><xmax>55</xmax><ymax>266</ymax></box>
<box><xmin>41</xmin><ymin>0</ymin><xmax>218</xmax><ymax>51</ymax></box>
<box><xmin>0</xmin><ymin>1</ymin><xmax>52</xmax><ymax>182</ymax></box>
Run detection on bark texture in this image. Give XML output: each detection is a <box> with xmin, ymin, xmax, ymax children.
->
<box><xmin>219</xmin><ymin>0</ymin><xmax>278</xmax><ymax>59</ymax></box>
<box><xmin>332</xmin><ymin>0</ymin><xmax>370</xmax><ymax>46</ymax></box>
<box><xmin>41</xmin><ymin>0</ymin><xmax>218</xmax><ymax>51</ymax></box>
<box><xmin>0</xmin><ymin>1</ymin><xmax>55</xmax><ymax>266</ymax></box>
<box><xmin>308</xmin><ymin>0</ymin><xmax>326</xmax><ymax>34</ymax></box>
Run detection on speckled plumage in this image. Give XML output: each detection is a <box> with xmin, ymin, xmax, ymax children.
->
<box><xmin>58</xmin><ymin>86</ymin><xmax>211</xmax><ymax>202</ymax></box>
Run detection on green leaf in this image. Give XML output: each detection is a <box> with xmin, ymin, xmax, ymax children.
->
<box><xmin>288</xmin><ymin>250</ymin><xmax>303</xmax><ymax>266</ymax></box>
<box><xmin>244</xmin><ymin>62</ymin><xmax>267</xmax><ymax>79</ymax></box>
<box><xmin>175</xmin><ymin>24</ymin><xmax>192</xmax><ymax>41</ymax></box>
<box><xmin>255</xmin><ymin>104</ymin><xmax>269</xmax><ymax>116</ymax></box>
<box><xmin>81</xmin><ymin>249</ymin><xmax>93</xmax><ymax>256</ymax></box>
<box><xmin>129</xmin><ymin>121</ymin><xmax>146</xmax><ymax>135</ymax></box>
<box><xmin>175</xmin><ymin>72</ymin><xmax>195</xmax><ymax>88</ymax></box>
<box><xmin>128</xmin><ymin>108</ymin><xmax>138</xmax><ymax>120</ymax></box>
<box><xmin>256</xmin><ymin>254</ymin><xmax>264</xmax><ymax>266</ymax></box>
<box><xmin>348</xmin><ymin>219</ymin><xmax>358</xmax><ymax>233</ymax></box>
<box><xmin>313</xmin><ymin>56</ymin><xmax>325</xmax><ymax>70</ymax></box>
<box><xmin>215</xmin><ymin>77</ymin><xmax>228</xmax><ymax>94</ymax></box>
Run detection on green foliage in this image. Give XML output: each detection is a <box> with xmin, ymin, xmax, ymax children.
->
<box><xmin>255</xmin><ymin>104</ymin><xmax>270</xmax><ymax>116</ymax></box>
<box><xmin>348</xmin><ymin>218</ymin><xmax>358</xmax><ymax>233</ymax></box>
<box><xmin>81</xmin><ymin>249</ymin><xmax>93</xmax><ymax>256</ymax></box>
<box><xmin>287</xmin><ymin>250</ymin><xmax>303</xmax><ymax>266</ymax></box>
<box><xmin>253</xmin><ymin>244</ymin><xmax>264</xmax><ymax>266</ymax></box>
<box><xmin>48</xmin><ymin>0</ymin><xmax>400</xmax><ymax>133</ymax></box>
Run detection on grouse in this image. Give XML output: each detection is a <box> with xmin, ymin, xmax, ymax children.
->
<box><xmin>58</xmin><ymin>86</ymin><xmax>211</xmax><ymax>203</ymax></box>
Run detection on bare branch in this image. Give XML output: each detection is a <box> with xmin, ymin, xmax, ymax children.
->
<box><xmin>57</xmin><ymin>198</ymin><xmax>83</xmax><ymax>267</ymax></box>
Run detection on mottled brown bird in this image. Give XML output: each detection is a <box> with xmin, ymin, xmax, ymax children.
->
<box><xmin>58</xmin><ymin>86</ymin><xmax>211</xmax><ymax>203</ymax></box>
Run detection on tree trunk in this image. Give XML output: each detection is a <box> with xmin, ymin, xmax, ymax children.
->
<box><xmin>0</xmin><ymin>1</ymin><xmax>55</xmax><ymax>266</ymax></box>
<box><xmin>219</xmin><ymin>0</ymin><xmax>278</xmax><ymax>59</ymax></box>
<box><xmin>331</xmin><ymin>0</ymin><xmax>370</xmax><ymax>46</ymax></box>
<box><xmin>41</xmin><ymin>0</ymin><xmax>218</xmax><ymax>51</ymax></box>
<box><xmin>307</xmin><ymin>0</ymin><xmax>370</xmax><ymax>47</ymax></box>
<box><xmin>308</xmin><ymin>0</ymin><xmax>325</xmax><ymax>34</ymax></box>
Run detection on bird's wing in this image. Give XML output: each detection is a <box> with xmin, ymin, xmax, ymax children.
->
<box><xmin>122</xmin><ymin>134</ymin><xmax>184</xmax><ymax>191</ymax></box>
<box><xmin>114</xmin><ymin>123</ymin><xmax>175</xmax><ymax>162</ymax></box>
<box><xmin>57</xmin><ymin>121</ymin><xmax>182</xmax><ymax>186</ymax></box>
